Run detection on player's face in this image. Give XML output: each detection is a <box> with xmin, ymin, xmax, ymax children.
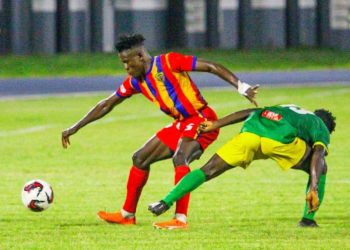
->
<box><xmin>119</xmin><ymin>49</ymin><xmax>145</xmax><ymax>77</ymax></box>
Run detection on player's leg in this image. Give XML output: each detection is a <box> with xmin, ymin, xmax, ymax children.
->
<box><xmin>299</xmin><ymin>161</ymin><xmax>327</xmax><ymax>227</ymax></box>
<box><xmin>172</xmin><ymin>110</ymin><xmax>220</xmax><ymax>219</ymax></box>
<box><xmin>151</xmin><ymin>137</ymin><xmax>204</xmax><ymax>229</ymax></box>
<box><xmin>290</xmin><ymin>144</ymin><xmax>327</xmax><ymax>227</ymax></box>
<box><xmin>149</xmin><ymin>132</ymin><xmax>258</xmax><ymax>217</ymax></box>
<box><xmin>154</xmin><ymin>112</ymin><xmax>220</xmax><ymax>229</ymax></box>
<box><xmin>149</xmin><ymin>153</ymin><xmax>235</xmax><ymax>216</ymax></box>
<box><xmin>98</xmin><ymin>135</ymin><xmax>173</xmax><ymax>224</ymax></box>
<box><xmin>172</xmin><ymin>137</ymin><xmax>203</xmax><ymax>216</ymax></box>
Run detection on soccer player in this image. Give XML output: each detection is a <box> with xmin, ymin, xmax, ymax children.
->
<box><xmin>149</xmin><ymin>104</ymin><xmax>336</xmax><ymax>227</ymax></box>
<box><xmin>61</xmin><ymin>34</ymin><xmax>259</xmax><ymax>229</ymax></box>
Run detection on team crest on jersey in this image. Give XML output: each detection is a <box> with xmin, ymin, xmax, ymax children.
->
<box><xmin>262</xmin><ymin>110</ymin><xmax>282</xmax><ymax>121</ymax></box>
<box><xmin>155</xmin><ymin>72</ymin><xmax>165</xmax><ymax>82</ymax></box>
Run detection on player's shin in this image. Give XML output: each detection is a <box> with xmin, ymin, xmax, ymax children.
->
<box><xmin>122</xmin><ymin>166</ymin><xmax>149</xmax><ymax>214</ymax></box>
<box><xmin>302</xmin><ymin>174</ymin><xmax>326</xmax><ymax>220</ymax></box>
<box><xmin>163</xmin><ymin>169</ymin><xmax>206</xmax><ymax>207</ymax></box>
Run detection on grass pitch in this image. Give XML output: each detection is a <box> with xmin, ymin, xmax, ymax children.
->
<box><xmin>0</xmin><ymin>85</ymin><xmax>349</xmax><ymax>249</ymax></box>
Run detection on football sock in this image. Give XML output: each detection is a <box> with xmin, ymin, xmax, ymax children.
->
<box><xmin>122</xmin><ymin>166</ymin><xmax>149</xmax><ymax>214</ymax></box>
<box><xmin>175</xmin><ymin>213</ymin><xmax>187</xmax><ymax>223</ymax></box>
<box><xmin>303</xmin><ymin>174</ymin><xmax>326</xmax><ymax>220</ymax></box>
<box><xmin>174</xmin><ymin>166</ymin><xmax>191</xmax><ymax>216</ymax></box>
<box><xmin>163</xmin><ymin>169</ymin><xmax>206</xmax><ymax>207</ymax></box>
<box><xmin>121</xmin><ymin>208</ymin><xmax>135</xmax><ymax>218</ymax></box>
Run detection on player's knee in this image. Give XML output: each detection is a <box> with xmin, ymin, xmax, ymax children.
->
<box><xmin>132</xmin><ymin>152</ymin><xmax>149</xmax><ymax>170</ymax></box>
<box><xmin>172</xmin><ymin>150</ymin><xmax>187</xmax><ymax>166</ymax></box>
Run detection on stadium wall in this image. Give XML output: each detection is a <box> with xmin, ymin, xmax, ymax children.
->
<box><xmin>219</xmin><ymin>0</ymin><xmax>239</xmax><ymax>49</ymax></box>
<box><xmin>0</xmin><ymin>0</ymin><xmax>8</xmax><ymax>54</ymax></box>
<box><xmin>11</xmin><ymin>0</ymin><xmax>32</xmax><ymax>55</ymax></box>
<box><xmin>32</xmin><ymin>0</ymin><xmax>57</xmax><ymax>54</ymax></box>
<box><xmin>0</xmin><ymin>0</ymin><xmax>349</xmax><ymax>55</ymax></box>
<box><xmin>329</xmin><ymin>0</ymin><xmax>350</xmax><ymax>50</ymax></box>
<box><xmin>114</xmin><ymin>0</ymin><xmax>167</xmax><ymax>51</ymax></box>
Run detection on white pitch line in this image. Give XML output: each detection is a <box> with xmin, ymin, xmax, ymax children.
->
<box><xmin>0</xmin><ymin>125</ymin><xmax>54</xmax><ymax>137</ymax></box>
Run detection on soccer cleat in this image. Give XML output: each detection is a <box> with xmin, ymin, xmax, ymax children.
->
<box><xmin>298</xmin><ymin>217</ymin><xmax>319</xmax><ymax>227</ymax></box>
<box><xmin>153</xmin><ymin>218</ymin><xmax>188</xmax><ymax>230</ymax></box>
<box><xmin>97</xmin><ymin>211</ymin><xmax>136</xmax><ymax>225</ymax></box>
<box><xmin>148</xmin><ymin>200</ymin><xmax>169</xmax><ymax>216</ymax></box>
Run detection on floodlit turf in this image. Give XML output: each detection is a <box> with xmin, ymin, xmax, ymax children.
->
<box><xmin>0</xmin><ymin>85</ymin><xmax>349</xmax><ymax>249</ymax></box>
<box><xmin>0</xmin><ymin>48</ymin><xmax>350</xmax><ymax>78</ymax></box>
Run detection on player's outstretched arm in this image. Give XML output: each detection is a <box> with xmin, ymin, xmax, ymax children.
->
<box><xmin>194</xmin><ymin>59</ymin><xmax>259</xmax><ymax>106</ymax></box>
<box><xmin>306</xmin><ymin>145</ymin><xmax>327</xmax><ymax>213</ymax></box>
<box><xmin>61</xmin><ymin>93</ymin><xmax>125</xmax><ymax>148</ymax></box>
<box><xmin>199</xmin><ymin>108</ymin><xmax>257</xmax><ymax>133</ymax></box>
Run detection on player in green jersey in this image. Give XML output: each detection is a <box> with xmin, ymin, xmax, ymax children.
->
<box><xmin>148</xmin><ymin>104</ymin><xmax>336</xmax><ymax>228</ymax></box>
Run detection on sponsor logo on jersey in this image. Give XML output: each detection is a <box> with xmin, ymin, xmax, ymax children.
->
<box><xmin>155</xmin><ymin>72</ymin><xmax>165</xmax><ymax>82</ymax></box>
<box><xmin>261</xmin><ymin>110</ymin><xmax>282</xmax><ymax>121</ymax></box>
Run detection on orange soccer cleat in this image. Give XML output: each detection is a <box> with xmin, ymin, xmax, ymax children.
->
<box><xmin>97</xmin><ymin>211</ymin><xmax>136</xmax><ymax>225</ymax></box>
<box><xmin>153</xmin><ymin>218</ymin><xmax>188</xmax><ymax>230</ymax></box>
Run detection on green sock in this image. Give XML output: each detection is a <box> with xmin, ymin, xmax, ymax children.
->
<box><xmin>303</xmin><ymin>174</ymin><xmax>326</xmax><ymax>220</ymax></box>
<box><xmin>163</xmin><ymin>169</ymin><xmax>206</xmax><ymax>207</ymax></box>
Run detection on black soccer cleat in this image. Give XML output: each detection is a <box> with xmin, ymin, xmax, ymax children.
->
<box><xmin>298</xmin><ymin>217</ymin><xmax>319</xmax><ymax>228</ymax></box>
<box><xmin>148</xmin><ymin>200</ymin><xmax>169</xmax><ymax>216</ymax></box>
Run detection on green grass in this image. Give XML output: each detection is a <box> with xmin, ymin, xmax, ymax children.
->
<box><xmin>0</xmin><ymin>86</ymin><xmax>349</xmax><ymax>249</ymax></box>
<box><xmin>0</xmin><ymin>48</ymin><xmax>350</xmax><ymax>78</ymax></box>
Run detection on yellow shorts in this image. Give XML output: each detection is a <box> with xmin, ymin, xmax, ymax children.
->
<box><xmin>216</xmin><ymin>132</ymin><xmax>307</xmax><ymax>170</ymax></box>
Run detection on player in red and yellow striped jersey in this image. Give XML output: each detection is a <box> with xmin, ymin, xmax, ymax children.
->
<box><xmin>61</xmin><ymin>34</ymin><xmax>259</xmax><ymax>229</ymax></box>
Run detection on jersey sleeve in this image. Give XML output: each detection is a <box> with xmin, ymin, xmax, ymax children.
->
<box><xmin>115</xmin><ymin>76</ymin><xmax>140</xmax><ymax>98</ymax></box>
<box><xmin>166</xmin><ymin>52</ymin><xmax>197</xmax><ymax>72</ymax></box>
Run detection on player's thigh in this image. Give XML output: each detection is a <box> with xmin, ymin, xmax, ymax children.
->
<box><xmin>216</xmin><ymin>132</ymin><xmax>261</xmax><ymax>169</ymax></box>
<box><xmin>261</xmin><ymin>137</ymin><xmax>307</xmax><ymax>170</ymax></box>
<box><xmin>133</xmin><ymin>135</ymin><xmax>173</xmax><ymax>167</ymax></box>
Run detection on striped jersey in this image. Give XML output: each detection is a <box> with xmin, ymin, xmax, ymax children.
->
<box><xmin>116</xmin><ymin>52</ymin><xmax>207</xmax><ymax>120</ymax></box>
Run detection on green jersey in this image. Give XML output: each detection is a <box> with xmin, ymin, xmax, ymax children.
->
<box><xmin>241</xmin><ymin>104</ymin><xmax>330</xmax><ymax>150</ymax></box>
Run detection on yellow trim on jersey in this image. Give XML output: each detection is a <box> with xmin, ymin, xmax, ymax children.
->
<box><xmin>313</xmin><ymin>141</ymin><xmax>329</xmax><ymax>154</ymax></box>
<box><xmin>216</xmin><ymin>132</ymin><xmax>307</xmax><ymax>171</ymax></box>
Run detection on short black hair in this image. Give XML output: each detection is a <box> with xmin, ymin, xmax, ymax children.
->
<box><xmin>115</xmin><ymin>34</ymin><xmax>145</xmax><ymax>52</ymax></box>
<box><xmin>314</xmin><ymin>109</ymin><xmax>336</xmax><ymax>134</ymax></box>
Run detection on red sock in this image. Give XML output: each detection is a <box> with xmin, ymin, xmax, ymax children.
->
<box><xmin>122</xmin><ymin>166</ymin><xmax>149</xmax><ymax>213</ymax></box>
<box><xmin>174</xmin><ymin>165</ymin><xmax>191</xmax><ymax>215</ymax></box>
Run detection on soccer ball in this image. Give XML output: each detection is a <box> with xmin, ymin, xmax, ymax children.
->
<box><xmin>21</xmin><ymin>179</ymin><xmax>54</xmax><ymax>212</ymax></box>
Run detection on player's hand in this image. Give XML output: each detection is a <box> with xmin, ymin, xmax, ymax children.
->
<box><xmin>238</xmin><ymin>81</ymin><xmax>259</xmax><ymax>107</ymax></box>
<box><xmin>61</xmin><ymin>127</ymin><xmax>77</xmax><ymax>149</ymax></box>
<box><xmin>306</xmin><ymin>188</ymin><xmax>319</xmax><ymax>213</ymax></box>
<box><xmin>198</xmin><ymin>120</ymin><xmax>218</xmax><ymax>133</ymax></box>
<box><xmin>245</xmin><ymin>84</ymin><xmax>259</xmax><ymax>107</ymax></box>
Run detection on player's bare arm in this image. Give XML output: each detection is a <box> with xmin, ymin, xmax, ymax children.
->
<box><xmin>61</xmin><ymin>93</ymin><xmax>125</xmax><ymax>148</ymax></box>
<box><xmin>199</xmin><ymin>108</ymin><xmax>257</xmax><ymax>133</ymax></box>
<box><xmin>306</xmin><ymin>144</ymin><xmax>327</xmax><ymax>213</ymax></box>
<box><xmin>195</xmin><ymin>59</ymin><xmax>259</xmax><ymax>106</ymax></box>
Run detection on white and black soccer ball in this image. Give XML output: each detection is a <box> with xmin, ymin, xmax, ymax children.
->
<box><xmin>21</xmin><ymin>179</ymin><xmax>54</xmax><ymax>212</ymax></box>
